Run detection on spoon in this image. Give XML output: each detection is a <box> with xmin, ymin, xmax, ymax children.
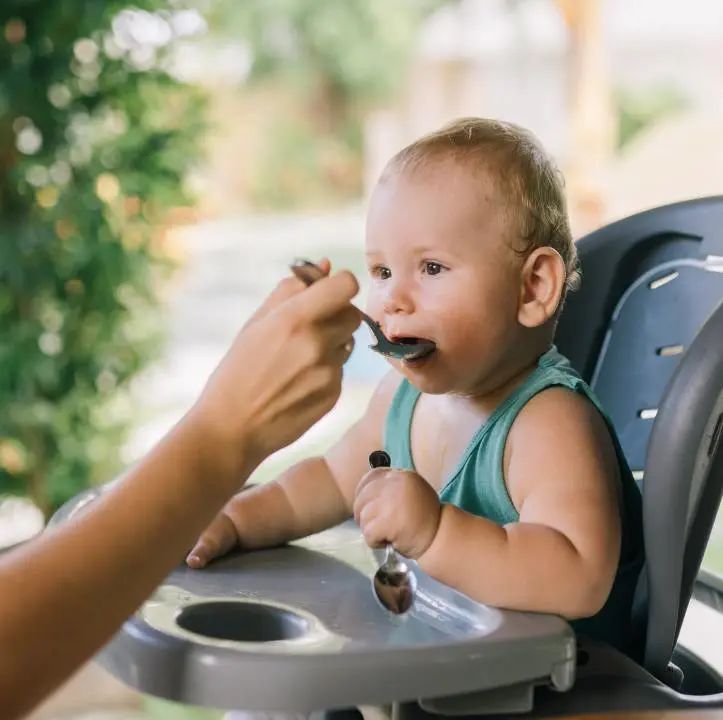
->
<box><xmin>368</xmin><ymin>450</ymin><xmax>417</xmax><ymax>614</ymax></box>
<box><xmin>290</xmin><ymin>259</ymin><xmax>436</xmax><ymax>361</ymax></box>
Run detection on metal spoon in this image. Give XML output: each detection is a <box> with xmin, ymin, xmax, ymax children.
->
<box><xmin>290</xmin><ymin>259</ymin><xmax>436</xmax><ymax>361</ymax></box>
<box><xmin>368</xmin><ymin>450</ymin><xmax>417</xmax><ymax>614</ymax></box>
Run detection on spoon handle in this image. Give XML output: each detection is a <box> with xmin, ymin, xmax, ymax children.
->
<box><xmin>368</xmin><ymin>450</ymin><xmax>391</xmax><ymax>470</ymax></box>
<box><xmin>368</xmin><ymin>451</ymin><xmax>396</xmax><ymax>561</ymax></box>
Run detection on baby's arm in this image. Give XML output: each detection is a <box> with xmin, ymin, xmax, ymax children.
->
<box><xmin>187</xmin><ymin>371</ymin><xmax>401</xmax><ymax>567</ymax></box>
<box><xmin>419</xmin><ymin>387</ymin><xmax>622</xmax><ymax>619</ymax></box>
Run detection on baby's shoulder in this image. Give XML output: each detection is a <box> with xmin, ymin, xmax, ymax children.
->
<box><xmin>506</xmin><ymin>384</ymin><xmax>617</xmax><ymax>471</ymax></box>
<box><xmin>511</xmin><ymin>385</ymin><xmax>610</xmax><ymax>443</ymax></box>
<box><xmin>504</xmin><ymin>385</ymin><xmax>621</xmax><ymax>506</ymax></box>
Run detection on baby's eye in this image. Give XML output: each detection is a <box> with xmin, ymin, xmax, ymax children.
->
<box><xmin>371</xmin><ymin>265</ymin><xmax>391</xmax><ymax>280</ymax></box>
<box><xmin>423</xmin><ymin>261</ymin><xmax>444</xmax><ymax>276</ymax></box>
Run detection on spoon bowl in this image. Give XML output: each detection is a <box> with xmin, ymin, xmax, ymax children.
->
<box><xmin>372</xmin><ymin>545</ymin><xmax>418</xmax><ymax>615</ymax></box>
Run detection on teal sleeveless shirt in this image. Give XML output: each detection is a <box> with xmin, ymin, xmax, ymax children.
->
<box><xmin>384</xmin><ymin>346</ymin><xmax>645</xmax><ymax>660</ymax></box>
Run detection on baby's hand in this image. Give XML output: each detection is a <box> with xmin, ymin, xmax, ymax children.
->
<box><xmin>186</xmin><ymin>504</ymin><xmax>239</xmax><ymax>569</ymax></box>
<box><xmin>353</xmin><ymin>468</ymin><xmax>441</xmax><ymax>559</ymax></box>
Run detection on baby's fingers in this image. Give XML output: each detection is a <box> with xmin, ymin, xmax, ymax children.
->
<box><xmin>360</xmin><ymin>516</ymin><xmax>388</xmax><ymax>549</ymax></box>
<box><xmin>353</xmin><ymin>469</ymin><xmax>387</xmax><ymax>525</ymax></box>
<box><xmin>186</xmin><ymin>512</ymin><xmax>238</xmax><ymax>569</ymax></box>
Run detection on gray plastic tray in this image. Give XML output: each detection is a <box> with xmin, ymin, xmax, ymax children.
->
<box><xmin>51</xmin><ymin>485</ymin><xmax>576</xmax><ymax>715</ymax></box>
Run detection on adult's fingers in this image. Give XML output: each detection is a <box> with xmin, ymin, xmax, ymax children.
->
<box><xmin>289</xmin><ymin>270</ymin><xmax>360</xmax><ymax>323</ymax></box>
<box><xmin>247</xmin><ymin>259</ymin><xmax>333</xmax><ymax>326</ymax></box>
<box><xmin>311</xmin><ymin>306</ymin><xmax>361</xmax><ymax>361</ymax></box>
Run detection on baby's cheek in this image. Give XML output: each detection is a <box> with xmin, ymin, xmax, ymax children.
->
<box><xmin>441</xmin><ymin>313</ymin><xmax>487</xmax><ymax>351</ymax></box>
<box><xmin>443</xmin><ymin>321</ymin><xmax>501</xmax><ymax>375</ymax></box>
<box><xmin>364</xmin><ymin>292</ymin><xmax>384</xmax><ymax>319</ymax></box>
<box><xmin>466</xmin><ymin>308</ymin><xmax>510</xmax><ymax>343</ymax></box>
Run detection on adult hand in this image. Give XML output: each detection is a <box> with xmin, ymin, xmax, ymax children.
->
<box><xmin>189</xmin><ymin>264</ymin><xmax>361</xmax><ymax>483</ymax></box>
<box><xmin>353</xmin><ymin>468</ymin><xmax>442</xmax><ymax>559</ymax></box>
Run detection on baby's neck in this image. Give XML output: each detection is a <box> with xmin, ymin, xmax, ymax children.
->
<box><xmin>448</xmin><ymin>342</ymin><xmax>552</xmax><ymax>416</ymax></box>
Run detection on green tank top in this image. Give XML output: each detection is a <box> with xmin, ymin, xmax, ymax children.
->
<box><xmin>384</xmin><ymin>346</ymin><xmax>645</xmax><ymax>660</ymax></box>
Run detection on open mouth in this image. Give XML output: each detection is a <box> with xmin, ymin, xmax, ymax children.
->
<box><xmin>389</xmin><ymin>335</ymin><xmax>436</xmax><ymax>362</ymax></box>
<box><xmin>394</xmin><ymin>336</ymin><xmax>427</xmax><ymax>345</ymax></box>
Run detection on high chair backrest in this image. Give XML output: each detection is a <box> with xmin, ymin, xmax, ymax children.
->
<box><xmin>554</xmin><ymin>196</ymin><xmax>723</xmax><ymax>682</ymax></box>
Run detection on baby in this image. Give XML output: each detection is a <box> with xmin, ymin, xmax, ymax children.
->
<box><xmin>187</xmin><ymin>118</ymin><xmax>644</xmax><ymax>659</ymax></box>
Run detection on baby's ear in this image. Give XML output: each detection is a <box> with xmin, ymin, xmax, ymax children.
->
<box><xmin>517</xmin><ymin>247</ymin><xmax>566</xmax><ymax>328</ymax></box>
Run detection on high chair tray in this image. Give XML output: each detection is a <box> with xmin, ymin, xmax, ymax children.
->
<box><xmin>52</xmin><ymin>486</ymin><xmax>576</xmax><ymax>714</ymax></box>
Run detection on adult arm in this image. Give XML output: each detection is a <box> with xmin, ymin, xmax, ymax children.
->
<box><xmin>0</xmin><ymin>269</ymin><xmax>360</xmax><ymax>719</ymax></box>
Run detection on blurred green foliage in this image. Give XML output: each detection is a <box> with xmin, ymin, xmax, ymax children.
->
<box><xmin>214</xmin><ymin>0</ymin><xmax>441</xmax><ymax>104</ymax></box>
<box><xmin>0</xmin><ymin>1</ymin><xmax>206</xmax><ymax>514</ymax></box>
<box><xmin>616</xmin><ymin>84</ymin><xmax>687</xmax><ymax>149</ymax></box>
<box><xmin>210</xmin><ymin>0</ymin><xmax>446</xmax><ymax>208</ymax></box>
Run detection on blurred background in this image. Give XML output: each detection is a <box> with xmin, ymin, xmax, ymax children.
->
<box><xmin>1</xmin><ymin>0</ymin><xmax>722</xmax><ymax>717</ymax></box>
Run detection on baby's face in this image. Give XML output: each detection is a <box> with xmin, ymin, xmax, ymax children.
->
<box><xmin>365</xmin><ymin>158</ymin><xmax>524</xmax><ymax>396</ymax></box>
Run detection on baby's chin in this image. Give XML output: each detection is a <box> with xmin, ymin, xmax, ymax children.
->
<box><xmin>396</xmin><ymin>362</ymin><xmax>455</xmax><ymax>395</ymax></box>
<box><xmin>396</xmin><ymin>355</ymin><xmax>491</xmax><ymax>396</ymax></box>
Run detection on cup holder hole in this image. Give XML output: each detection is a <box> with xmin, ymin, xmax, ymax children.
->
<box><xmin>176</xmin><ymin>601</ymin><xmax>311</xmax><ymax>642</ymax></box>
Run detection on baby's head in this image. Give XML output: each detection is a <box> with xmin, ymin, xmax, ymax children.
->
<box><xmin>365</xmin><ymin>117</ymin><xmax>579</xmax><ymax>397</ymax></box>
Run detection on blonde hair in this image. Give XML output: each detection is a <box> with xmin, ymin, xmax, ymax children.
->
<box><xmin>383</xmin><ymin>117</ymin><xmax>581</xmax><ymax>295</ymax></box>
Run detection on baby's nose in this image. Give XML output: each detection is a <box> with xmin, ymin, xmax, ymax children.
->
<box><xmin>382</xmin><ymin>278</ymin><xmax>415</xmax><ymax>315</ymax></box>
